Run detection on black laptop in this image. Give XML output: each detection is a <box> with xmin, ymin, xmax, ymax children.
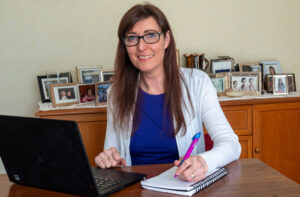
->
<box><xmin>0</xmin><ymin>115</ymin><xmax>146</xmax><ymax>197</ymax></box>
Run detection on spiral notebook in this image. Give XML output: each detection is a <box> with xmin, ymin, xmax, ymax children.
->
<box><xmin>141</xmin><ymin>166</ymin><xmax>228</xmax><ymax>196</ymax></box>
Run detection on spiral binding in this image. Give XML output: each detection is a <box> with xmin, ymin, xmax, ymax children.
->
<box><xmin>190</xmin><ymin>167</ymin><xmax>229</xmax><ymax>192</ymax></box>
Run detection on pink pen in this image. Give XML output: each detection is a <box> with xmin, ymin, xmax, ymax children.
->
<box><xmin>174</xmin><ymin>132</ymin><xmax>201</xmax><ymax>178</ymax></box>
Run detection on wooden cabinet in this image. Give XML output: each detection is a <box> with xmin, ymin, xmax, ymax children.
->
<box><xmin>253</xmin><ymin>101</ymin><xmax>300</xmax><ymax>184</ymax></box>
<box><xmin>220</xmin><ymin>96</ymin><xmax>300</xmax><ymax>184</ymax></box>
<box><xmin>35</xmin><ymin>96</ymin><xmax>300</xmax><ymax>183</ymax></box>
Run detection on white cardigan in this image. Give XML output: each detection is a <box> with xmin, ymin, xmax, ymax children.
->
<box><xmin>104</xmin><ymin>68</ymin><xmax>241</xmax><ymax>171</ymax></box>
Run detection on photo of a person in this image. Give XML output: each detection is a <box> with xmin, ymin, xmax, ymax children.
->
<box><xmin>267</xmin><ymin>75</ymin><xmax>273</xmax><ymax>92</ymax></box>
<box><xmin>66</xmin><ymin>89</ymin><xmax>76</xmax><ymax>99</ymax></box>
<box><xmin>248</xmin><ymin>78</ymin><xmax>256</xmax><ymax>91</ymax></box>
<box><xmin>59</xmin><ymin>90</ymin><xmax>68</xmax><ymax>100</ymax></box>
<box><xmin>81</xmin><ymin>88</ymin><xmax>95</xmax><ymax>102</ymax></box>
<box><xmin>232</xmin><ymin>80</ymin><xmax>239</xmax><ymax>91</ymax></box>
<box><xmin>269</xmin><ymin>66</ymin><xmax>276</xmax><ymax>75</ymax></box>
<box><xmin>239</xmin><ymin>78</ymin><xmax>249</xmax><ymax>91</ymax></box>
<box><xmin>96</xmin><ymin>83</ymin><xmax>111</xmax><ymax>103</ymax></box>
<box><xmin>277</xmin><ymin>78</ymin><xmax>286</xmax><ymax>92</ymax></box>
<box><xmin>287</xmin><ymin>74</ymin><xmax>296</xmax><ymax>92</ymax></box>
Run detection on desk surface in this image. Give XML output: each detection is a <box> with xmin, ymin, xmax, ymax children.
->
<box><xmin>0</xmin><ymin>159</ymin><xmax>299</xmax><ymax>197</ymax></box>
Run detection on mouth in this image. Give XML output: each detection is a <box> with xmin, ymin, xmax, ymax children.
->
<box><xmin>138</xmin><ymin>55</ymin><xmax>153</xmax><ymax>61</ymax></box>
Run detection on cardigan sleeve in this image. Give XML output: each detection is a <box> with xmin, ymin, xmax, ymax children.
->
<box><xmin>198</xmin><ymin>74</ymin><xmax>241</xmax><ymax>171</ymax></box>
<box><xmin>103</xmin><ymin>89</ymin><xmax>120</xmax><ymax>152</ymax></box>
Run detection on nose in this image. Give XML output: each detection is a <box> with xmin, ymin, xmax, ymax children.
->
<box><xmin>137</xmin><ymin>37</ymin><xmax>147</xmax><ymax>51</ymax></box>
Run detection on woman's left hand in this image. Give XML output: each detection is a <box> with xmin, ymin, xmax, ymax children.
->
<box><xmin>174</xmin><ymin>155</ymin><xmax>208</xmax><ymax>182</ymax></box>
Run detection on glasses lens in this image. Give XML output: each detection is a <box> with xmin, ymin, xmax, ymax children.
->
<box><xmin>144</xmin><ymin>33</ymin><xmax>159</xmax><ymax>44</ymax></box>
<box><xmin>124</xmin><ymin>36</ymin><xmax>138</xmax><ymax>46</ymax></box>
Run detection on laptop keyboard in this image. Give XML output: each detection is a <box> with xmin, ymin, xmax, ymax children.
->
<box><xmin>94</xmin><ymin>177</ymin><xmax>121</xmax><ymax>191</ymax></box>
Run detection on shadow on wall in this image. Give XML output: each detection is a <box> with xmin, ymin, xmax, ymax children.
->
<box><xmin>0</xmin><ymin>158</ymin><xmax>6</xmax><ymax>174</ymax></box>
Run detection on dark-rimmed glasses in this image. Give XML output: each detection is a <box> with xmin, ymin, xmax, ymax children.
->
<box><xmin>123</xmin><ymin>32</ymin><xmax>163</xmax><ymax>47</ymax></box>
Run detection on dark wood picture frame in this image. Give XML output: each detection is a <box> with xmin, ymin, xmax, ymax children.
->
<box><xmin>37</xmin><ymin>72</ymin><xmax>72</xmax><ymax>103</ymax></box>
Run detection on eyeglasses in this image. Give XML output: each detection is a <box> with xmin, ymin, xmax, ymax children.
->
<box><xmin>123</xmin><ymin>32</ymin><xmax>163</xmax><ymax>47</ymax></box>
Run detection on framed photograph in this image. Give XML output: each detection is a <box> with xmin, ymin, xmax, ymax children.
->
<box><xmin>95</xmin><ymin>82</ymin><xmax>112</xmax><ymax>105</ymax></box>
<box><xmin>287</xmin><ymin>73</ymin><xmax>296</xmax><ymax>92</ymax></box>
<box><xmin>265</xmin><ymin>74</ymin><xmax>274</xmax><ymax>93</ymax></box>
<box><xmin>102</xmin><ymin>69</ymin><xmax>115</xmax><ymax>82</ymax></box>
<box><xmin>239</xmin><ymin>63</ymin><xmax>262</xmax><ymax>72</ymax></box>
<box><xmin>50</xmin><ymin>83</ymin><xmax>79</xmax><ymax>107</ymax></box>
<box><xmin>208</xmin><ymin>73</ymin><xmax>228</xmax><ymax>96</ymax></box>
<box><xmin>78</xmin><ymin>83</ymin><xmax>96</xmax><ymax>103</ymax></box>
<box><xmin>37</xmin><ymin>72</ymin><xmax>72</xmax><ymax>103</ymax></box>
<box><xmin>273</xmin><ymin>75</ymin><xmax>288</xmax><ymax>95</ymax></box>
<box><xmin>228</xmin><ymin>72</ymin><xmax>262</xmax><ymax>95</ymax></box>
<box><xmin>77</xmin><ymin>65</ymin><xmax>103</xmax><ymax>84</ymax></box>
<box><xmin>261</xmin><ymin>61</ymin><xmax>282</xmax><ymax>79</ymax></box>
<box><xmin>211</xmin><ymin>58</ymin><xmax>234</xmax><ymax>73</ymax></box>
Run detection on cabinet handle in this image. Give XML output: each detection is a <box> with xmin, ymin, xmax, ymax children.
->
<box><xmin>255</xmin><ymin>147</ymin><xmax>260</xmax><ymax>153</ymax></box>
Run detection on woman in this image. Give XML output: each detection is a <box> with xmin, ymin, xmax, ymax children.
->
<box><xmin>95</xmin><ymin>3</ymin><xmax>241</xmax><ymax>182</ymax></box>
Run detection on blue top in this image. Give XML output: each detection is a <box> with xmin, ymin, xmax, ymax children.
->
<box><xmin>129</xmin><ymin>88</ymin><xmax>179</xmax><ymax>165</ymax></box>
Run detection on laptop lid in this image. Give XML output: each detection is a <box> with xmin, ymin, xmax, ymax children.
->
<box><xmin>0</xmin><ymin>115</ymin><xmax>146</xmax><ymax>197</ymax></box>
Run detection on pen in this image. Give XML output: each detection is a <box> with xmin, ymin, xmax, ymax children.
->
<box><xmin>174</xmin><ymin>132</ymin><xmax>201</xmax><ymax>178</ymax></box>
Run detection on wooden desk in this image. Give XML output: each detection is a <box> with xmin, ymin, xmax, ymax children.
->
<box><xmin>1</xmin><ymin>159</ymin><xmax>299</xmax><ymax>197</ymax></box>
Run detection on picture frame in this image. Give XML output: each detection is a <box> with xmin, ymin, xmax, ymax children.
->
<box><xmin>287</xmin><ymin>73</ymin><xmax>296</xmax><ymax>92</ymax></box>
<box><xmin>265</xmin><ymin>74</ymin><xmax>274</xmax><ymax>93</ymax></box>
<box><xmin>50</xmin><ymin>83</ymin><xmax>79</xmax><ymax>107</ymax></box>
<box><xmin>211</xmin><ymin>58</ymin><xmax>234</xmax><ymax>73</ymax></box>
<box><xmin>95</xmin><ymin>82</ymin><xmax>112</xmax><ymax>106</ymax></box>
<box><xmin>78</xmin><ymin>83</ymin><xmax>96</xmax><ymax>104</ymax></box>
<box><xmin>239</xmin><ymin>63</ymin><xmax>262</xmax><ymax>73</ymax></box>
<box><xmin>208</xmin><ymin>73</ymin><xmax>228</xmax><ymax>96</ymax></box>
<box><xmin>260</xmin><ymin>60</ymin><xmax>282</xmax><ymax>79</ymax></box>
<box><xmin>77</xmin><ymin>65</ymin><xmax>103</xmax><ymax>84</ymax></box>
<box><xmin>37</xmin><ymin>72</ymin><xmax>72</xmax><ymax>103</ymax></box>
<box><xmin>102</xmin><ymin>69</ymin><xmax>115</xmax><ymax>82</ymax></box>
<box><xmin>273</xmin><ymin>75</ymin><xmax>288</xmax><ymax>95</ymax></box>
<box><xmin>228</xmin><ymin>72</ymin><xmax>262</xmax><ymax>95</ymax></box>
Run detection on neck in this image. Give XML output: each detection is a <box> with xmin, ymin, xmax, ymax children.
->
<box><xmin>140</xmin><ymin>70</ymin><xmax>165</xmax><ymax>95</ymax></box>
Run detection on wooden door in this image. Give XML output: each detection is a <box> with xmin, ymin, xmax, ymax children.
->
<box><xmin>253</xmin><ymin>102</ymin><xmax>300</xmax><ymax>184</ymax></box>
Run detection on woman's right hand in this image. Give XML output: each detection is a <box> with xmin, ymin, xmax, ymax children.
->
<box><xmin>94</xmin><ymin>147</ymin><xmax>127</xmax><ymax>168</ymax></box>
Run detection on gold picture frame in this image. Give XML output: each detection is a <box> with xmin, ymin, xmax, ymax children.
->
<box><xmin>76</xmin><ymin>65</ymin><xmax>103</xmax><ymax>84</ymax></box>
<box><xmin>228</xmin><ymin>72</ymin><xmax>262</xmax><ymax>95</ymax></box>
<box><xmin>50</xmin><ymin>83</ymin><xmax>79</xmax><ymax>107</ymax></box>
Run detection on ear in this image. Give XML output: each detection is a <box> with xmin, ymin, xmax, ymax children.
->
<box><xmin>164</xmin><ymin>30</ymin><xmax>171</xmax><ymax>49</ymax></box>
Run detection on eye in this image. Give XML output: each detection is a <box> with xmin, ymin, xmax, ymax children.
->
<box><xmin>125</xmin><ymin>36</ymin><xmax>137</xmax><ymax>42</ymax></box>
<box><xmin>145</xmin><ymin>33</ymin><xmax>157</xmax><ymax>39</ymax></box>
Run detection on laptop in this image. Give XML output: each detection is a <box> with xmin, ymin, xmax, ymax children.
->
<box><xmin>0</xmin><ymin>115</ymin><xmax>146</xmax><ymax>197</ymax></box>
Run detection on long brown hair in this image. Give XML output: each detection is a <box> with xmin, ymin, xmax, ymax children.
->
<box><xmin>111</xmin><ymin>3</ymin><xmax>193</xmax><ymax>135</ymax></box>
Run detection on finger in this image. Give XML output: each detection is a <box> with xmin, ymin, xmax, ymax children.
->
<box><xmin>179</xmin><ymin>165</ymin><xmax>194</xmax><ymax>181</ymax></box>
<box><xmin>100</xmin><ymin>151</ymin><xmax>113</xmax><ymax>168</ymax></box>
<box><xmin>110</xmin><ymin>148</ymin><xmax>121</xmax><ymax>162</ymax></box>
<box><xmin>175</xmin><ymin>158</ymin><xmax>192</xmax><ymax>177</ymax></box>
<box><xmin>95</xmin><ymin>155</ymin><xmax>106</xmax><ymax>168</ymax></box>
<box><xmin>120</xmin><ymin>159</ymin><xmax>127</xmax><ymax>167</ymax></box>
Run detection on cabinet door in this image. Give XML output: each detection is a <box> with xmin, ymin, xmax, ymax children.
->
<box><xmin>253</xmin><ymin>102</ymin><xmax>300</xmax><ymax>184</ymax></box>
<box><xmin>78</xmin><ymin>121</ymin><xmax>106</xmax><ymax>167</ymax></box>
<box><xmin>204</xmin><ymin>105</ymin><xmax>253</xmax><ymax>158</ymax></box>
<box><xmin>239</xmin><ymin>136</ymin><xmax>252</xmax><ymax>158</ymax></box>
<box><xmin>222</xmin><ymin>105</ymin><xmax>252</xmax><ymax>136</ymax></box>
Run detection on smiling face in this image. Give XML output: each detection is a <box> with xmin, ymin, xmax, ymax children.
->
<box><xmin>125</xmin><ymin>17</ymin><xmax>170</xmax><ymax>76</ymax></box>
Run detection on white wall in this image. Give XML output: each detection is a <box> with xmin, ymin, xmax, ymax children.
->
<box><xmin>1</xmin><ymin>0</ymin><xmax>300</xmax><ymax>172</ymax></box>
